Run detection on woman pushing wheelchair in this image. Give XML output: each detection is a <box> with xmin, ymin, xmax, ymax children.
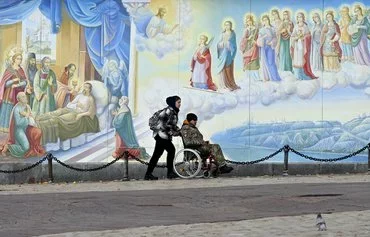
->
<box><xmin>145</xmin><ymin>95</ymin><xmax>232</xmax><ymax>180</ymax></box>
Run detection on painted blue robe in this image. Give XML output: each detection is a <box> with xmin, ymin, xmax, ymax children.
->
<box><xmin>258</xmin><ymin>26</ymin><xmax>282</xmax><ymax>81</ymax></box>
<box><xmin>217</xmin><ymin>31</ymin><xmax>237</xmax><ymax>73</ymax></box>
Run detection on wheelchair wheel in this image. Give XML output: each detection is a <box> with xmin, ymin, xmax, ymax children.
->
<box><xmin>173</xmin><ymin>148</ymin><xmax>202</xmax><ymax>179</ymax></box>
<box><xmin>203</xmin><ymin>170</ymin><xmax>211</xmax><ymax>178</ymax></box>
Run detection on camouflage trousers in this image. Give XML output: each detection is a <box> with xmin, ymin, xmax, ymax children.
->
<box><xmin>197</xmin><ymin>143</ymin><xmax>225</xmax><ymax>165</ymax></box>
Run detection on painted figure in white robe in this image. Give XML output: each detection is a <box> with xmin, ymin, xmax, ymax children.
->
<box><xmin>311</xmin><ymin>13</ymin><xmax>323</xmax><ymax>71</ymax></box>
<box><xmin>290</xmin><ymin>12</ymin><xmax>317</xmax><ymax>80</ymax></box>
<box><xmin>190</xmin><ymin>35</ymin><xmax>217</xmax><ymax>91</ymax></box>
<box><xmin>146</xmin><ymin>7</ymin><xmax>178</xmax><ymax>38</ymax></box>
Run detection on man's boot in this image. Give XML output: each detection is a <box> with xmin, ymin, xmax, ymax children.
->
<box><xmin>219</xmin><ymin>165</ymin><xmax>233</xmax><ymax>174</ymax></box>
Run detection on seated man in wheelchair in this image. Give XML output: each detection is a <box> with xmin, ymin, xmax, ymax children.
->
<box><xmin>180</xmin><ymin>113</ymin><xmax>233</xmax><ymax>175</ymax></box>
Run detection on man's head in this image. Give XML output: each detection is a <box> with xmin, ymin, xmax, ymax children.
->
<box><xmin>157</xmin><ymin>7</ymin><xmax>167</xmax><ymax>18</ymax></box>
<box><xmin>82</xmin><ymin>82</ymin><xmax>92</xmax><ymax>96</ymax></box>
<box><xmin>262</xmin><ymin>15</ymin><xmax>271</xmax><ymax>27</ymax></box>
<box><xmin>107</xmin><ymin>60</ymin><xmax>118</xmax><ymax>72</ymax></box>
<box><xmin>28</xmin><ymin>53</ymin><xmax>36</xmax><ymax>70</ymax></box>
<box><xmin>340</xmin><ymin>6</ymin><xmax>350</xmax><ymax>17</ymax></box>
<box><xmin>283</xmin><ymin>10</ymin><xmax>290</xmax><ymax>21</ymax></box>
<box><xmin>186</xmin><ymin>113</ymin><xmax>198</xmax><ymax>126</ymax></box>
<box><xmin>271</xmin><ymin>9</ymin><xmax>280</xmax><ymax>21</ymax></box>
<box><xmin>65</xmin><ymin>63</ymin><xmax>76</xmax><ymax>79</ymax></box>
<box><xmin>354</xmin><ymin>5</ymin><xmax>363</xmax><ymax>17</ymax></box>
<box><xmin>17</xmin><ymin>92</ymin><xmax>28</xmax><ymax>104</ymax></box>
<box><xmin>199</xmin><ymin>35</ymin><xmax>208</xmax><ymax>46</ymax></box>
<box><xmin>244</xmin><ymin>15</ymin><xmax>255</xmax><ymax>27</ymax></box>
<box><xmin>119</xmin><ymin>96</ymin><xmax>129</xmax><ymax>107</ymax></box>
<box><xmin>41</xmin><ymin>57</ymin><xmax>51</xmax><ymax>71</ymax></box>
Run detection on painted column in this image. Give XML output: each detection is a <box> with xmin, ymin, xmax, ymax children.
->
<box><xmin>128</xmin><ymin>17</ymin><xmax>138</xmax><ymax>115</ymax></box>
<box><xmin>122</xmin><ymin>0</ymin><xmax>151</xmax><ymax>115</ymax></box>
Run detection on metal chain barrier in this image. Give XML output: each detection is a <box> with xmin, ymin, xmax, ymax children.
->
<box><xmin>0</xmin><ymin>156</ymin><xmax>47</xmax><ymax>173</ymax></box>
<box><xmin>0</xmin><ymin>143</ymin><xmax>369</xmax><ymax>175</ymax></box>
<box><xmin>51</xmin><ymin>154</ymin><xmax>122</xmax><ymax>172</ymax></box>
<box><xmin>130</xmin><ymin>156</ymin><xmax>167</xmax><ymax>168</ymax></box>
<box><xmin>289</xmin><ymin>145</ymin><xmax>368</xmax><ymax>162</ymax></box>
<box><xmin>225</xmin><ymin>147</ymin><xmax>284</xmax><ymax>165</ymax></box>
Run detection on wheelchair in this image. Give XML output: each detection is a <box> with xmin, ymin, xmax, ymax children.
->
<box><xmin>173</xmin><ymin>139</ymin><xmax>219</xmax><ymax>179</ymax></box>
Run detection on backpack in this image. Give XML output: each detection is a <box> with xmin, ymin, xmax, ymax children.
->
<box><xmin>149</xmin><ymin>108</ymin><xmax>165</xmax><ymax>131</ymax></box>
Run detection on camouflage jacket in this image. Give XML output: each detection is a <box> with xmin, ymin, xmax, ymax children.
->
<box><xmin>180</xmin><ymin>122</ymin><xmax>205</xmax><ymax>148</ymax></box>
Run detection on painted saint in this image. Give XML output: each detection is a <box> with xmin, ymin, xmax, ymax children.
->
<box><xmin>32</xmin><ymin>57</ymin><xmax>57</xmax><ymax>116</ymax></box>
<box><xmin>142</xmin><ymin>7</ymin><xmax>178</xmax><ymax>38</ymax></box>
<box><xmin>320</xmin><ymin>11</ymin><xmax>342</xmax><ymax>72</ymax></box>
<box><xmin>310</xmin><ymin>12</ymin><xmax>323</xmax><ymax>71</ymax></box>
<box><xmin>217</xmin><ymin>20</ymin><xmax>240</xmax><ymax>91</ymax></box>
<box><xmin>271</xmin><ymin>9</ymin><xmax>283</xmax><ymax>65</ymax></box>
<box><xmin>55</xmin><ymin>63</ymin><xmax>78</xmax><ymax>108</ymax></box>
<box><xmin>112</xmin><ymin>96</ymin><xmax>141</xmax><ymax>158</ymax></box>
<box><xmin>277</xmin><ymin>10</ymin><xmax>293</xmax><ymax>72</ymax></box>
<box><xmin>25</xmin><ymin>52</ymin><xmax>37</xmax><ymax>108</ymax></box>
<box><xmin>290</xmin><ymin>12</ymin><xmax>317</xmax><ymax>80</ymax></box>
<box><xmin>240</xmin><ymin>14</ymin><xmax>260</xmax><ymax>81</ymax></box>
<box><xmin>0</xmin><ymin>51</ymin><xmax>27</xmax><ymax>132</ymax></box>
<box><xmin>257</xmin><ymin>15</ymin><xmax>282</xmax><ymax>82</ymax></box>
<box><xmin>190</xmin><ymin>35</ymin><xmax>217</xmax><ymax>91</ymax></box>
<box><xmin>0</xmin><ymin>92</ymin><xmax>45</xmax><ymax>158</ymax></box>
<box><xmin>102</xmin><ymin>59</ymin><xmax>128</xmax><ymax>105</ymax></box>
<box><xmin>339</xmin><ymin>6</ymin><xmax>354</xmax><ymax>61</ymax></box>
<box><xmin>349</xmin><ymin>5</ymin><xmax>370</xmax><ymax>66</ymax></box>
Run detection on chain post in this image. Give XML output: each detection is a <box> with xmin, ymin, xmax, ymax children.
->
<box><xmin>283</xmin><ymin>145</ymin><xmax>289</xmax><ymax>176</ymax></box>
<box><xmin>122</xmin><ymin>151</ymin><xmax>130</xmax><ymax>181</ymax></box>
<box><xmin>367</xmin><ymin>143</ymin><xmax>370</xmax><ymax>173</ymax></box>
<box><xmin>47</xmin><ymin>153</ymin><xmax>54</xmax><ymax>183</ymax></box>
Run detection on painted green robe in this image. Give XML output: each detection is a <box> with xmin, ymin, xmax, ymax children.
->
<box><xmin>32</xmin><ymin>69</ymin><xmax>57</xmax><ymax>116</ymax></box>
<box><xmin>113</xmin><ymin>109</ymin><xmax>140</xmax><ymax>148</ymax></box>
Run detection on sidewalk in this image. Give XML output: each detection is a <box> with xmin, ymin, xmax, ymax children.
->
<box><xmin>38</xmin><ymin>210</ymin><xmax>370</xmax><ymax>237</ymax></box>
<box><xmin>1</xmin><ymin>173</ymin><xmax>369</xmax><ymax>195</ymax></box>
<box><xmin>1</xmin><ymin>174</ymin><xmax>369</xmax><ymax>237</ymax></box>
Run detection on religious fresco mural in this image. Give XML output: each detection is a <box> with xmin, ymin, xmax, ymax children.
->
<box><xmin>0</xmin><ymin>0</ymin><xmax>369</xmax><ymax>164</ymax></box>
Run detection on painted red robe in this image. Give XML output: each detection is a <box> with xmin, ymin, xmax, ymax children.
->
<box><xmin>0</xmin><ymin>67</ymin><xmax>27</xmax><ymax>105</ymax></box>
<box><xmin>240</xmin><ymin>27</ymin><xmax>259</xmax><ymax>69</ymax></box>
<box><xmin>112</xmin><ymin>133</ymin><xmax>140</xmax><ymax>159</ymax></box>
<box><xmin>290</xmin><ymin>27</ymin><xmax>318</xmax><ymax>79</ymax></box>
<box><xmin>1</xmin><ymin>106</ymin><xmax>45</xmax><ymax>158</ymax></box>
<box><xmin>190</xmin><ymin>48</ymin><xmax>217</xmax><ymax>91</ymax></box>
<box><xmin>55</xmin><ymin>71</ymin><xmax>76</xmax><ymax>109</ymax></box>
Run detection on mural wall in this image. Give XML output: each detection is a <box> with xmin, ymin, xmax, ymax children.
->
<box><xmin>0</xmin><ymin>0</ymin><xmax>369</xmax><ymax>163</ymax></box>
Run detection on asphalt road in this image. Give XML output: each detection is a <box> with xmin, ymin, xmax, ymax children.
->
<box><xmin>1</xmin><ymin>182</ymin><xmax>370</xmax><ymax>237</ymax></box>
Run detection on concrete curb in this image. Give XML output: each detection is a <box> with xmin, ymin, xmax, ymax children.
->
<box><xmin>0</xmin><ymin>161</ymin><xmax>368</xmax><ymax>184</ymax></box>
